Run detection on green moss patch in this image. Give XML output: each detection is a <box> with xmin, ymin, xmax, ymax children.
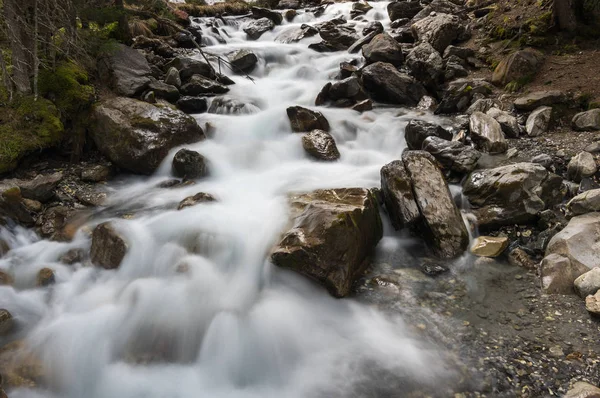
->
<box><xmin>39</xmin><ymin>61</ymin><xmax>95</xmax><ymax>116</ymax></box>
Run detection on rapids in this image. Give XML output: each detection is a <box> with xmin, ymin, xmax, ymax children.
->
<box><xmin>1</xmin><ymin>3</ymin><xmax>461</xmax><ymax>397</ymax></box>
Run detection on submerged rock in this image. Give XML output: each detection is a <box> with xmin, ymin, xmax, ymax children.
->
<box><xmin>172</xmin><ymin>149</ymin><xmax>209</xmax><ymax>179</ymax></box>
<box><xmin>36</xmin><ymin>268</ymin><xmax>55</xmax><ymax>287</ymax></box>
<box><xmin>0</xmin><ymin>309</ymin><xmax>13</xmax><ymax>335</ymax></box>
<box><xmin>470</xmin><ymin>236</ymin><xmax>508</xmax><ymax>257</ymax></box>
<box><xmin>302</xmin><ymin>130</ymin><xmax>340</xmax><ymax>161</ymax></box>
<box><xmin>178</xmin><ymin>192</ymin><xmax>217</xmax><ymax>210</ymax></box>
<box><xmin>90</xmin><ymin>222</ymin><xmax>128</xmax><ymax>269</ymax></box>
<box><xmin>287</xmin><ymin>106</ymin><xmax>330</xmax><ymax>132</ymax></box>
<box><xmin>271</xmin><ymin>188</ymin><xmax>382</xmax><ymax>297</ymax></box>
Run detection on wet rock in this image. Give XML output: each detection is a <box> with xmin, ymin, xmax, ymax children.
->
<box><xmin>567</xmin><ymin>188</ymin><xmax>600</xmax><ymax>216</ymax></box>
<box><xmin>405</xmin><ymin>42</ymin><xmax>444</xmax><ymax>90</ymax></box>
<box><xmin>404</xmin><ymin>119</ymin><xmax>451</xmax><ymax>150</ymax></box>
<box><xmin>469</xmin><ymin>111</ymin><xmax>507</xmax><ymax>154</ymax></box>
<box><xmin>36</xmin><ymin>268</ymin><xmax>55</xmax><ymax>286</ymax></box>
<box><xmin>470</xmin><ymin>236</ymin><xmax>509</xmax><ymax>257</ymax></box>
<box><xmin>308</xmin><ymin>41</ymin><xmax>339</xmax><ymax>53</ymax></box>
<box><xmin>0</xmin><ymin>270</ymin><xmax>13</xmax><ymax>285</ymax></box>
<box><xmin>287</xmin><ymin>106</ymin><xmax>330</xmax><ymax>132</ymax></box>
<box><xmin>350</xmin><ymin>1</ymin><xmax>372</xmax><ymax>18</ymax></box>
<box><xmin>540</xmin><ymin>254</ymin><xmax>579</xmax><ymax>294</ymax></box>
<box><xmin>387</xmin><ymin>0</ymin><xmax>422</xmax><ymax>21</ymax></box>
<box><xmin>75</xmin><ymin>187</ymin><xmax>107</xmax><ymax>207</ymax></box>
<box><xmin>243</xmin><ymin>18</ymin><xmax>275</xmax><ymax>40</ymax></box>
<box><xmin>284</xmin><ymin>9</ymin><xmax>296</xmax><ymax>21</ymax></box>
<box><xmin>402</xmin><ymin>151</ymin><xmax>469</xmax><ymax>258</ymax></box>
<box><xmin>567</xmin><ymin>152</ymin><xmax>597</xmax><ymax>182</ymax></box>
<box><xmin>525</xmin><ymin>106</ymin><xmax>552</xmax><ymax>137</ymax></box>
<box><xmin>91</xmin><ymin>97</ymin><xmax>205</xmax><ymax>174</ymax></box>
<box><xmin>0</xmin><ymin>187</ymin><xmax>35</xmax><ymax>226</ymax></box>
<box><xmin>0</xmin><ymin>309</ymin><xmax>13</xmax><ymax>335</ymax></box>
<box><xmin>572</xmin><ymin>109</ymin><xmax>600</xmax><ymax>131</ymax></box>
<box><xmin>513</xmin><ymin>90</ymin><xmax>566</xmax><ymax>111</ymax></box>
<box><xmin>574</xmin><ymin>268</ymin><xmax>600</xmax><ymax>298</ymax></box>
<box><xmin>164</xmin><ymin>67</ymin><xmax>181</xmax><ymax>88</ymax></box>
<box><xmin>363</xmin><ymin>21</ymin><xmax>384</xmax><ymax>36</ymax></box>
<box><xmin>228</xmin><ymin>49</ymin><xmax>258</xmax><ymax>74</ymax></box>
<box><xmin>564</xmin><ymin>381</ymin><xmax>600</xmax><ymax>398</ymax></box>
<box><xmin>361</xmin><ymin>62</ymin><xmax>426</xmax><ymax>106</ymax></box>
<box><xmin>362</xmin><ymin>33</ymin><xmax>404</xmax><ymax>67</ymax></box>
<box><xmin>172</xmin><ymin>149</ymin><xmax>209</xmax><ymax>179</ymax></box>
<box><xmin>277</xmin><ymin>0</ymin><xmax>300</xmax><ymax>8</ymax></box>
<box><xmin>435</xmin><ymin>78</ymin><xmax>493</xmax><ymax>114</ymax></box>
<box><xmin>165</xmin><ymin>57</ymin><xmax>215</xmax><ymax>82</ymax></box>
<box><xmin>38</xmin><ymin>205</ymin><xmax>73</xmax><ymax>240</ymax></box>
<box><xmin>59</xmin><ymin>248</ymin><xmax>85</xmax><ymax>265</ymax></box>
<box><xmin>585</xmin><ymin>291</ymin><xmax>600</xmax><ymax>314</ymax></box>
<box><xmin>463</xmin><ymin>162</ymin><xmax>563</xmax><ymax>227</ymax></box>
<box><xmin>486</xmin><ymin>108</ymin><xmax>520</xmax><ymax>138</ymax></box>
<box><xmin>417</xmin><ymin>96</ymin><xmax>438</xmax><ymax>111</ymax></box>
<box><xmin>90</xmin><ymin>222</ymin><xmax>128</xmax><ymax>269</ymax></box>
<box><xmin>176</xmin><ymin>96</ymin><xmax>208</xmax><ymax>114</ymax></box>
<box><xmin>302</xmin><ymin>130</ymin><xmax>340</xmax><ymax>161</ymax></box>
<box><xmin>347</xmin><ymin>31</ymin><xmax>379</xmax><ymax>54</ymax></box>
<box><xmin>147</xmin><ymin>80</ymin><xmax>180</xmax><ymax>103</ymax></box>
<box><xmin>271</xmin><ymin>188</ymin><xmax>382</xmax><ymax>297</ymax></box>
<box><xmin>275</xmin><ymin>24</ymin><xmax>318</xmax><ymax>43</ymax></box>
<box><xmin>411</xmin><ymin>13</ymin><xmax>463</xmax><ymax>53</ymax></box>
<box><xmin>491</xmin><ymin>49</ymin><xmax>544</xmax><ymax>87</ymax></box>
<box><xmin>328</xmin><ymin>76</ymin><xmax>365</xmax><ymax>102</ymax></box>
<box><xmin>180</xmin><ymin>75</ymin><xmax>229</xmax><ymax>96</ymax></box>
<box><xmin>209</xmin><ymin>97</ymin><xmax>260</xmax><ymax>115</ymax></box>
<box><xmin>422</xmin><ymin>136</ymin><xmax>481</xmax><ymax>174</ymax></box>
<box><xmin>380</xmin><ymin>160</ymin><xmax>421</xmax><ymax>230</ymax></box>
<box><xmin>177</xmin><ymin>192</ymin><xmax>216</xmax><ymax>210</ymax></box>
<box><xmin>98</xmin><ymin>44</ymin><xmax>151</xmax><ymax>97</ymax></box>
<box><xmin>81</xmin><ymin>164</ymin><xmax>113</xmax><ymax>182</ymax></box>
<box><xmin>173</xmin><ymin>31</ymin><xmax>197</xmax><ymax>49</ymax></box>
<box><xmin>317</xmin><ymin>21</ymin><xmax>359</xmax><ymax>50</ymax></box>
<box><xmin>251</xmin><ymin>6</ymin><xmax>283</xmax><ymax>25</ymax></box>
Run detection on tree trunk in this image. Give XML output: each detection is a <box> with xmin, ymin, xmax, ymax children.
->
<box><xmin>554</xmin><ymin>0</ymin><xmax>580</xmax><ymax>31</ymax></box>
<box><xmin>3</xmin><ymin>0</ymin><xmax>35</xmax><ymax>94</ymax></box>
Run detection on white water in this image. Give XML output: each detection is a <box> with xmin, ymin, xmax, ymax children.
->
<box><xmin>1</xmin><ymin>3</ymin><xmax>457</xmax><ymax>397</ymax></box>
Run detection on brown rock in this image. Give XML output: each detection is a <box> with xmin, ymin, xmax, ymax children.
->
<box><xmin>287</xmin><ymin>106</ymin><xmax>330</xmax><ymax>132</ymax></box>
<box><xmin>177</xmin><ymin>192</ymin><xmax>217</xmax><ymax>210</ymax></box>
<box><xmin>90</xmin><ymin>222</ymin><xmax>128</xmax><ymax>269</ymax></box>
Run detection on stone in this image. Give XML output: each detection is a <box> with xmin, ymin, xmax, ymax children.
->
<box><xmin>463</xmin><ymin>162</ymin><xmax>563</xmax><ymax>227</ymax></box>
<box><xmin>251</xmin><ymin>6</ymin><xmax>283</xmax><ymax>25</ymax></box>
<box><xmin>417</xmin><ymin>96</ymin><xmax>438</xmax><ymax>111</ymax></box>
<box><xmin>316</xmin><ymin>21</ymin><xmax>359</xmax><ymax>50</ymax></box>
<box><xmin>164</xmin><ymin>67</ymin><xmax>181</xmax><ymax>88</ymax></box>
<box><xmin>38</xmin><ymin>205</ymin><xmax>74</xmax><ymax>240</ymax></box>
<box><xmin>228</xmin><ymin>49</ymin><xmax>258</xmax><ymax>73</ymax></box>
<box><xmin>402</xmin><ymin>151</ymin><xmax>469</xmax><ymax>258</ymax></box>
<box><xmin>469</xmin><ymin>111</ymin><xmax>507</xmax><ymax>154</ymax></box>
<box><xmin>243</xmin><ymin>18</ymin><xmax>275</xmax><ymax>40</ymax></box>
<box><xmin>98</xmin><ymin>44</ymin><xmax>151</xmax><ymax>97</ymax></box>
<box><xmin>380</xmin><ymin>160</ymin><xmax>421</xmax><ymax>230</ymax></box>
<box><xmin>363</xmin><ymin>21</ymin><xmax>384</xmax><ymax>36</ymax></box>
<box><xmin>413</xmin><ymin>0</ymin><xmax>462</xmax><ymax>20</ymax></box>
<box><xmin>352</xmin><ymin>99</ymin><xmax>373</xmax><ymax>112</ymax></box>
<box><xmin>486</xmin><ymin>108</ymin><xmax>520</xmax><ymax>138</ymax></box>
<box><xmin>411</xmin><ymin>13</ymin><xmax>463</xmax><ymax>53</ymax></box>
<box><xmin>180</xmin><ymin>75</ymin><xmax>229</xmax><ymax>96</ymax></box>
<box><xmin>525</xmin><ymin>106</ymin><xmax>552</xmax><ymax>137</ymax></box>
<box><xmin>0</xmin><ymin>187</ymin><xmax>35</xmax><ymax>226</ymax></box>
<box><xmin>361</xmin><ymin>62</ymin><xmax>427</xmax><ymax>106</ymax></box>
<box><xmin>362</xmin><ymin>33</ymin><xmax>404</xmax><ymax>67</ymax></box>
<box><xmin>302</xmin><ymin>130</ymin><xmax>340</xmax><ymax>161</ymax></box>
<box><xmin>564</xmin><ymin>381</ymin><xmax>600</xmax><ymax>398</ymax></box>
<box><xmin>277</xmin><ymin>0</ymin><xmax>300</xmax><ymax>8</ymax></box>
<box><xmin>443</xmin><ymin>45</ymin><xmax>475</xmax><ymax>60</ymax></box>
<box><xmin>387</xmin><ymin>0</ymin><xmax>422</xmax><ymax>21</ymax></box>
<box><xmin>491</xmin><ymin>49</ymin><xmax>544</xmax><ymax>86</ymax></box>
<box><xmin>15</xmin><ymin>172</ymin><xmax>63</xmax><ymax>202</ymax></box>
<box><xmin>532</xmin><ymin>153</ymin><xmax>554</xmax><ymax>169</ymax></box>
<box><xmin>404</xmin><ymin>119</ymin><xmax>452</xmax><ymax>150</ymax></box>
<box><xmin>81</xmin><ymin>164</ymin><xmax>113</xmax><ymax>182</ymax></box>
<box><xmin>275</xmin><ymin>25</ymin><xmax>318</xmax><ymax>43</ymax></box>
<box><xmin>91</xmin><ymin>97</ymin><xmax>205</xmax><ymax>174</ymax></box>
<box><xmin>574</xmin><ymin>268</ymin><xmax>600</xmax><ymax>298</ymax></box>
<box><xmin>164</xmin><ymin>57</ymin><xmax>215</xmax><ymax>82</ymax></box>
<box><xmin>540</xmin><ymin>254</ymin><xmax>579</xmax><ymax>294</ymax></box>
<box><xmin>209</xmin><ymin>97</ymin><xmax>260</xmax><ymax>115</ymax></box>
<box><xmin>350</xmin><ymin>1</ymin><xmax>372</xmax><ymax>18</ymax></box>
<box><xmin>585</xmin><ymin>291</ymin><xmax>600</xmax><ymax>315</ymax></box>
<box><xmin>405</xmin><ymin>42</ymin><xmax>444</xmax><ymax>90</ymax></box>
<box><xmin>173</xmin><ymin>31</ymin><xmax>197</xmax><ymax>49</ymax></box>
<box><xmin>172</xmin><ymin>149</ymin><xmax>209</xmax><ymax>179</ymax></box>
<box><xmin>142</xmin><ymin>91</ymin><xmax>155</xmax><ymax>104</ymax></box>
<box><xmin>422</xmin><ymin>136</ymin><xmax>481</xmax><ymax>174</ymax></box>
<box><xmin>176</xmin><ymin>97</ymin><xmax>208</xmax><ymax>114</ymax></box>
<box><xmin>36</xmin><ymin>268</ymin><xmax>55</xmax><ymax>286</ymax></box>
<box><xmin>435</xmin><ymin>78</ymin><xmax>493</xmax><ymax>114</ymax></box>
<box><xmin>572</xmin><ymin>109</ymin><xmax>600</xmax><ymax>131</ymax></box>
<box><xmin>567</xmin><ymin>152</ymin><xmax>597</xmax><ymax>182</ymax></box>
<box><xmin>177</xmin><ymin>192</ymin><xmax>217</xmax><ymax>210</ymax></box>
<box><xmin>466</xmin><ymin>99</ymin><xmax>501</xmax><ymax>115</ymax></box>
<box><xmin>508</xmin><ymin>247</ymin><xmax>537</xmax><ymax>269</ymax></box>
<box><xmin>90</xmin><ymin>222</ymin><xmax>128</xmax><ymax>269</ymax></box>
<box><xmin>287</xmin><ymin>106</ymin><xmax>330</xmax><ymax>132</ymax></box>
<box><xmin>0</xmin><ymin>309</ymin><xmax>13</xmax><ymax>335</ymax></box>
<box><xmin>470</xmin><ymin>236</ymin><xmax>509</xmax><ymax>257</ymax></box>
<box><xmin>567</xmin><ymin>188</ymin><xmax>600</xmax><ymax>216</ymax></box>
<box><xmin>513</xmin><ymin>90</ymin><xmax>566</xmax><ymax>111</ymax></box>
<box><xmin>148</xmin><ymin>80</ymin><xmax>180</xmax><ymax>103</ymax></box>
<box><xmin>271</xmin><ymin>188</ymin><xmax>382</xmax><ymax>297</ymax></box>
<box><xmin>328</xmin><ymin>76</ymin><xmax>365</xmax><ymax>101</ymax></box>
<box><xmin>59</xmin><ymin>248</ymin><xmax>85</xmax><ymax>265</ymax></box>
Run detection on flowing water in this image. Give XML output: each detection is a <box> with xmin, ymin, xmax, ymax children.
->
<box><xmin>1</xmin><ymin>3</ymin><xmax>462</xmax><ymax>397</ymax></box>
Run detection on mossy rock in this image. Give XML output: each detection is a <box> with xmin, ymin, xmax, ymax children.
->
<box><xmin>39</xmin><ymin>61</ymin><xmax>95</xmax><ymax>116</ymax></box>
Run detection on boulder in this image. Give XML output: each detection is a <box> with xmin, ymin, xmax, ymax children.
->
<box><xmin>486</xmin><ymin>108</ymin><xmax>520</xmax><ymax>138</ymax></box>
<box><xmin>469</xmin><ymin>111</ymin><xmax>507</xmax><ymax>154</ymax></box>
<box><xmin>361</xmin><ymin>62</ymin><xmax>426</xmax><ymax>106</ymax></box>
<box><xmin>404</xmin><ymin>119</ymin><xmax>451</xmax><ymax>150</ymax></box>
<box><xmin>172</xmin><ymin>149</ymin><xmax>209</xmax><ymax>179</ymax></box>
<box><xmin>402</xmin><ymin>151</ymin><xmax>469</xmax><ymax>258</ymax></box>
<box><xmin>405</xmin><ymin>42</ymin><xmax>444</xmax><ymax>90</ymax></box>
<box><xmin>540</xmin><ymin>253</ymin><xmax>581</xmax><ymax>294</ymax></box>
<box><xmin>180</xmin><ymin>75</ymin><xmax>229</xmax><ymax>96</ymax></box>
<box><xmin>347</xmin><ymin>31</ymin><xmax>379</xmax><ymax>54</ymax></box>
<box><xmin>466</xmin><ymin>99</ymin><xmax>501</xmax><ymax>115</ymax></box>
<box><xmin>243</xmin><ymin>18</ymin><xmax>275</xmax><ymax>40</ymax></box>
<box><xmin>91</xmin><ymin>97</ymin><xmax>205</xmax><ymax>174</ymax></box>
<box><xmin>513</xmin><ymin>90</ymin><xmax>566</xmax><ymax>111</ymax></box>
<box><xmin>572</xmin><ymin>109</ymin><xmax>600</xmax><ymax>131</ymax></box>
<box><xmin>567</xmin><ymin>152</ymin><xmax>597</xmax><ymax>182</ymax></box>
<box><xmin>350</xmin><ymin>1</ymin><xmax>372</xmax><ymax>18</ymax></box>
<box><xmin>275</xmin><ymin>24</ymin><xmax>318</xmax><ymax>43</ymax></box>
<box><xmin>164</xmin><ymin>67</ymin><xmax>181</xmax><ymax>88</ymax></box>
<box><xmin>176</xmin><ymin>96</ymin><xmax>208</xmax><ymax>114</ymax></box>
<box><xmin>435</xmin><ymin>78</ymin><xmax>493</xmax><ymax>114</ymax></box>
<box><xmin>413</xmin><ymin>0</ymin><xmax>462</xmax><ymax>20</ymax></box>
<box><xmin>287</xmin><ymin>106</ymin><xmax>330</xmax><ymax>132</ymax></box>
<box><xmin>567</xmin><ymin>188</ymin><xmax>600</xmax><ymax>216</ymax></box>
<box><xmin>525</xmin><ymin>106</ymin><xmax>552</xmax><ymax>137</ymax></box>
<box><xmin>532</xmin><ymin>153</ymin><xmax>554</xmax><ymax>169</ymax></box>
<box><xmin>277</xmin><ymin>0</ymin><xmax>300</xmax><ymax>8</ymax></box>
<box><xmin>302</xmin><ymin>130</ymin><xmax>340</xmax><ymax>161</ymax></box>
<box><xmin>251</xmin><ymin>6</ymin><xmax>283</xmax><ymax>25</ymax></box>
<box><xmin>362</xmin><ymin>33</ymin><xmax>404</xmax><ymax>67</ymax></box>
<box><xmin>363</xmin><ymin>21</ymin><xmax>384</xmax><ymax>36</ymax></box>
<box><xmin>148</xmin><ymin>80</ymin><xmax>180</xmax><ymax>103</ymax></box>
<box><xmin>164</xmin><ymin>57</ymin><xmax>215</xmax><ymax>82</ymax></box>
<box><xmin>586</xmin><ymin>291</ymin><xmax>600</xmax><ymax>314</ymax></box>
<box><xmin>470</xmin><ymin>236</ymin><xmax>508</xmax><ymax>257</ymax></box>
<box><xmin>0</xmin><ymin>187</ymin><xmax>36</xmax><ymax>227</ymax></box>
<box><xmin>90</xmin><ymin>222</ymin><xmax>128</xmax><ymax>269</ymax></box>
<box><xmin>387</xmin><ymin>0</ymin><xmax>422</xmax><ymax>21</ymax></box>
<box><xmin>0</xmin><ymin>172</ymin><xmax>63</xmax><ymax>203</ymax></box>
<box><xmin>380</xmin><ymin>160</ymin><xmax>421</xmax><ymax>230</ymax></box>
<box><xmin>328</xmin><ymin>76</ymin><xmax>365</xmax><ymax>102</ymax></box>
<box><xmin>463</xmin><ymin>162</ymin><xmax>563</xmax><ymax>227</ymax></box>
<box><xmin>316</xmin><ymin>21</ymin><xmax>359</xmax><ymax>50</ymax></box>
<box><xmin>228</xmin><ymin>49</ymin><xmax>258</xmax><ymax>73</ymax></box>
<box><xmin>37</xmin><ymin>267</ymin><xmax>55</xmax><ymax>286</ymax></box>
<box><xmin>98</xmin><ymin>44</ymin><xmax>151</xmax><ymax>97</ymax></box>
<box><xmin>352</xmin><ymin>99</ymin><xmax>373</xmax><ymax>112</ymax></box>
<box><xmin>491</xmin><ymin>49</ymin><xmax>544</xmax><ymax>87</ymax></box>
<box><xmin>422</xmin><ymin>136</ymin><xmax>481</xmax><ymax>174</ymax></box>
<box><xmin>411</xmin><ymin>13</ymin><xmax>463</xmax><ymax>53</ymax></box>
<box><xmin>81</xmin><ymin>165</ymin><xmax>113</xmax><ymax>182</ymax></box>
<box><xmin>271</xmin><ymin>188</ymin><xmax>382</xmax><ymax>297</ymax></box>
<box><xmin>564</xmin><ymin>381</ymin><xmax>600</xmax><ymax>398</ymax></box>
<box><xmin>443</xmin><ymin>45</ymin><xmax>475</xmax><ymax>60</ymax></box>
<box><xmin>574</xmin><ymin>268</ymin><xmax>600</xmax><ymax>298</ymax></box>
<box><xmin>178</xmin><ymin>192</ymin><xmax>216</xmax><ymax>210</ymax></box>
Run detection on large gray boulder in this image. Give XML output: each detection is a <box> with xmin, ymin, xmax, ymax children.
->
<box><xmin>362</xmin><ymin>33</ymin><xmax>404</xmax><ymax>67</ymax></box>
<box><xmin>380</xmin><ymin>160</ymin><xmax>421</xmax><ymax>230</ymax></box>
<box><xmin>491</xmin><ymin>49</ymin><xmax>544</xmax><ymax>87</ymax></box>
<box><xmin>91</xmin><ymin>97</ymin><xmax>205</xmax><ymax>174</ymax></box>
<box><xmin>271</xmin><ymin>188</ymin><xmax>382</xmax><ymax>297</ymax></box>
<box><xmin>411</xmin><ymin>13</ymin><xmax>463</xmax><ymax>53</ymax></box>
<box><xmin>98</xmin><ymin>44</ymin><xmax>151</xmax><ymax>97</ymax></box>
<box><xmin>525</xmin><ymin>106</ymin><xmax>552</xmax><ymax>137</ymax></box>
<box><xmin>469</xmin><ymin>111</ymin><xmax>507</xmax><ymax>154</ymax></box>
<box><xmin>567</xmin><ymin>188</ymin><xmax>600</xmax><ymax>216</ymax></box>
<box><xmin>405</xmin><ymin>42</ymin><xmax>444</xmax><ymax>90</ymax></box>
<box><xmin>422</xmin><ymin>136</ymin><xmax>481</xmax><ymax>174</ymax></box>
<box><xmin>463</xmin><ymin>162</ymin><xmax>563</xmax><ymax>227</ymax></box>
<box><xmin>572</xmin><ymin>109</ymin><xmax>600</xmax><ymax>131</ymax></box>
<box><xmin>404</xmin><ymin>119</ymin><xmax>451</xmax><ymax>150</ymax></box>
<box><xmin>361</xmin><ymin>62</ymin><xmax>426</xmax><ymax>106</ymax></box>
